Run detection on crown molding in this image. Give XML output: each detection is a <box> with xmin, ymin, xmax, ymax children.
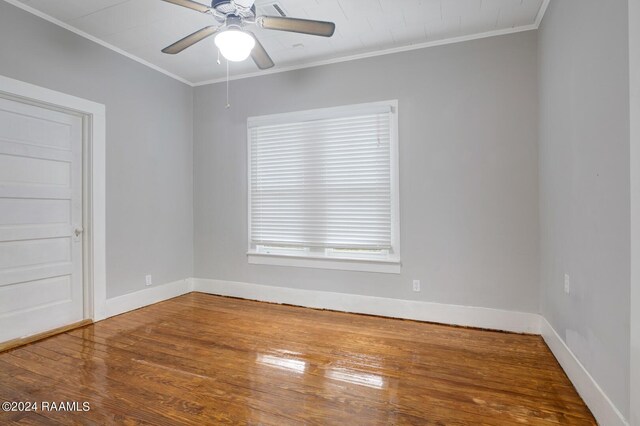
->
<box><xmin>3</xmin><ymin>0</ymin><xmax>552</xmax><ymax>88</ymax></box>
<box><xmin>535</xmin><ymin>0</ymin><xmax>551</xmax><ymax>28</ymax></box>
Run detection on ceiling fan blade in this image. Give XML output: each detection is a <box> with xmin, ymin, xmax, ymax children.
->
<box><xmin>258</xmin><ymin>16</ymin><xmax>335</xmax><ymax>37</ymax></box>
<box><xmin>162</xmin><ymin>26</ymin><xmax>219</xmax><ymax>54</ymax></box>
<box><xmin>160</xmin><ymin>0</ymin><xmax>211</xmax><ymax>13</ymax></box>
<box><xmin>249</xmin><ymin>34</ymin><xmax>275</xmax><ymax>70</ymax></box>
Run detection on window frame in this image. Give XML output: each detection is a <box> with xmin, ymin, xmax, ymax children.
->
<box><xmin>246</xmin><ymin>100</ymin><xmax>400</xmax><ymax>274</ymax></box>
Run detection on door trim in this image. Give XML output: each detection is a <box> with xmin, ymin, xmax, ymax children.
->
<box><xmin>0</xmin><ymin>74</ymin><xmax>107</xmax><ymax>322</ymax></box>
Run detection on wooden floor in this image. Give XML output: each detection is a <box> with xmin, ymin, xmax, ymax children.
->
<box><xmin>0</xmin><ymin>293</ymin><xmax>594</xmax><ymax>425</ymax></box>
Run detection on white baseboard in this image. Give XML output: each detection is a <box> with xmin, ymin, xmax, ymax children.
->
<box><xmin>190</xmin><ymin>278</ymin><xmax>541</xmax><ymax>334</ymax></box>
<box><xmin>540</xmin><ymin>318</ymin><xmax>629</xmax><ymax>426</ymax></box>
<box><xmin>103</xmin><ymin>279</ymin><xmax>191</xmax><ymax>319</ymax></box>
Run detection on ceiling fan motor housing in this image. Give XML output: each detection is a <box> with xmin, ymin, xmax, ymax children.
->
<box><xmin>211</xmin><ymin>0</ymin><xmax>256</xmax><ymax>18</ymax></box>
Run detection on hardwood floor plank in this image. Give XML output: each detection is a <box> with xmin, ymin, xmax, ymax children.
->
<box><xmin>0</xmin><ymin>293</ymin><xmax>595</xmax><ymax>425</ymax></box>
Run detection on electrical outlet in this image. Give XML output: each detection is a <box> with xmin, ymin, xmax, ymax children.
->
<box><xmin>145</xmin><ymin>275</ymin><xmax>153</xmax><ymax>286</ymax></box>
<box><xmin>412</xmin><ymin>279</ymin><xmax>421</xmax><ymax>292</ymax></box>
<box><xmin>564</xmin><ymin>274</ymin><xmax>570</xmax><ymax>294</ymax></box>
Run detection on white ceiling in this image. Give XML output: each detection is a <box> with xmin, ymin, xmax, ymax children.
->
<box><xmin>11</xmin><ymin>0</ymin><xmax>548</xmax><ymax>85</ymax></box>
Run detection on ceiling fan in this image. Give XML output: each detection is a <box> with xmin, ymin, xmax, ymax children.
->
<box><xmin>160</xmin><ymin>0</ymin><xmax>336</xmax><ymax>70</ymax></box>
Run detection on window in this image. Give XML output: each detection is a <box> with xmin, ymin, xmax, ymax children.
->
<box><xmin>247</xmin><ymin>101</ymin><xmax>400</xmax><ymax>273</ymax></box>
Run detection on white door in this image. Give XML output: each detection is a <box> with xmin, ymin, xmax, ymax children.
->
<box><xmin>0</xmin><ymin>96</ymin><xmax>84</xmax><ymax>342</ymax></box>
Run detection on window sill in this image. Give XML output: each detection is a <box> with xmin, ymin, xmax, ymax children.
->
<box><xmin>247</xmin><ymin>251</ymin><xmax>401</xmax><ymax>274</ymax></box>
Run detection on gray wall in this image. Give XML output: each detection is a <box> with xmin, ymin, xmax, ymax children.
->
<box><xmin>194</xmin><ymin>31</ymin><xmax>540</xmax><ymax>312</ymax></box>
<box><xmin>0</xmin><ymin>2</ymin><xmax>194</xmax><ymax>298</ymax></box>
<box><xmin>538</xmin><ymin>0</ymin><xmax>630</xmax><ymax>418</ymax></box>
<box><xmin>630</xmin><ymin>0</ymin><xmax>640</xmax><ymax>423</ymax></box>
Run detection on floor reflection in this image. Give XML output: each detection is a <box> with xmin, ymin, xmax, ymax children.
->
<box><xmin>325</xmin><ymin>367</ymin><xmax>386</xmax><ymax>389</ymax></box>
<box><xmin>256</xmin><ymin>353</ymin><xmax>307</xmax><ymax>374</ymax></box>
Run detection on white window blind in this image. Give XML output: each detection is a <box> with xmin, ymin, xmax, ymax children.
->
<box><xmin>248</xmin><ymin>102</ymin><xmax>397</xmax><ymax>254</ymax></box>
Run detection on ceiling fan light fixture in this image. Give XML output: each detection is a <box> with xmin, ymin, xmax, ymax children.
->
<box><xmin>214</xmin><ymin>29</ymin><xmax>255</xmax><ymax>62</ymax></box>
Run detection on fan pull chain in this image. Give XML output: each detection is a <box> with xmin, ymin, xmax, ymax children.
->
<box><xmin>217</xmin><ymin>49</ymin><xmax>221</xmax><ymax>65</ymax></box>
<box><xmin>225</xmin><ymin>59</ymin><xmax>231</xmax><ymax>109</ymax></box>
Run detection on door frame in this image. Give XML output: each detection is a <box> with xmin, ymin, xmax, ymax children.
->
<box><xmin>0</xmin><ymin>74</ymin><xmax>107</xmax><ymax>322</ymax></box>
